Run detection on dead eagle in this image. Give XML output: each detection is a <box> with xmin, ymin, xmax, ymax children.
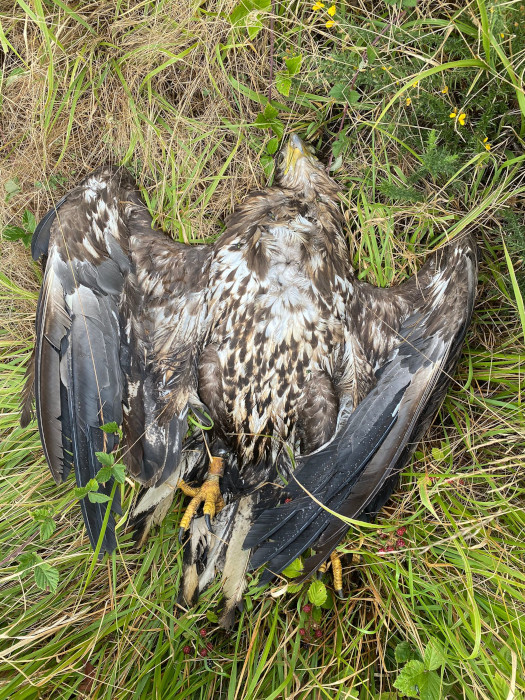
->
<box><xmin>22</xmin><ymin>134</ymin><xmax>477</xmax><ymax>626</ymax></box>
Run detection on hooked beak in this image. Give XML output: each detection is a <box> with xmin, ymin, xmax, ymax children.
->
<box><xmin>284</xmin><ymin>134</ymin><xmax>308</xmax><ymax>174</ymax></box>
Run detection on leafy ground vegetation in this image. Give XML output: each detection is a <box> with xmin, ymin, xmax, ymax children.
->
<box><xmin>1</xmin><ymin>0</ymin><xmax>525</xmax><ymax>698</ymax></box>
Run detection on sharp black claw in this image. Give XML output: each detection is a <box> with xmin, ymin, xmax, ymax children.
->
<box><xmin>178</xmin><ymin>527</ymin><xmax>186</xmax><ymax>543</ymax></box>
<box><xmin>335</xmin><ymin>589</ymin><xmax>345</xmax><ymax>600</ymax></box>
<box><xmin>205</xmin><ymin>514</ymin><xmax>212</xmax><ymax>531</ymax></box>
<box><xmin>316</xmin><ymin>570</ymin><xmax>323</xmax><ymax>580</ymax></box>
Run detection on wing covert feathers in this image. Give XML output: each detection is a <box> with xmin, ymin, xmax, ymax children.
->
<box><xmin>29</xmin><ymin>166</ymin><xmax>211</xmax><ymax>552</ymax></box>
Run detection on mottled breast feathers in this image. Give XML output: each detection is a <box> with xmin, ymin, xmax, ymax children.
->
<box><xmin>199</xmin><ymin>184</ymin><xmax>354</xmax><ymax>466</ymax></box>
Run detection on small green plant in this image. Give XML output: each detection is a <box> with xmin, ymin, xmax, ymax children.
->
<box><xmin>275</xmin><ymin>54</ymin><xmax>302</xmax><ymax>98</ymax></box>
<box><xmin>35</xmin><ymin>173</ymin><xmax>67</xmax><ymax>191</ymax></box>
<box><xmin>254</xmin><ymin>103</ymin><xmax>285</xmax><ymax>176</ymax></box>
<box><xmin>4</xmin><ymin>178</ymin><xmax>20</xmax><ymax>203</ymax></box>
<box><xmin>74</xmin><ymin>422</ymin><xmax>126</xmax><ymax>504</ymax></box>
<box><xmin>253</xmin><ymin>103</ymin><xmax>284</xmax><ymax>140</ymax></box>
<box><xmin>306</xmin><ymin>578</ymin><xmax>327</xmax><ymax>606</ymax></box>
<box><xmin>394</xmin><ymin>638</ymin><xmax>447</xmax><ymax>699</ymax></box>
<box><xmin>280</xmin><ymin>556</ymin><xmax>335</xmax><ymax>611</ymax></box>
<box><xmin>229</xmin><ymin>0</ymin><xmax>271</xmax><ymax>40</ymax></box>
<box><xmin>15</xmin><ymin>506</ymin><xmax>60</xmax><ymax>593</ymax></box>
<box><xmin>32</xmin><ymin>505</ymin><xmax>57</xmax><ymax>541</ymax></box>
<box><xmin>3</xmin><ymin>209</ymin><xmax>36</xmax><ymax>248</ymax></box>
<box><xmin>17</xmin><ymin>551</ymin><xmax>59</xmax><ymax>593</ymax></box>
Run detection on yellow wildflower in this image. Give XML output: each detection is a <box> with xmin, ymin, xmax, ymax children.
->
<box><xmin>327</xmin><ymin>4</ymin><xmax>336</xmax><ymax>16</ymax></box>
<box><xmin>412</xmin><ymin>80</ymin><xmax>419</xmax><ymax>87</ymax></box>
<box><xmin>458</xmin><ymin>112</ymin><xmax>466</xmax><ymax>125</ymax></box>
<box><xmin>312</xmin><ymin>1</ymin><xmax>324</xmax><ymax>10</ymax></box>
<box><xmin>483</xmin><ymin>137</ymin><xmax>489</xmax><ymax>143</ymax></box>
<box><xmin>485</xmin><ymin>143</ymin><xmax>491</xmax><ymax>151</ymax></box>
<box><xmin>405</xmin><ymin>97</ymin><xmax>412</xmax><ymax>106</ymax></box>
<box><xmin>441</xmin><ymin>86</ymin><xmax>448</xmax><ymax>94</ymax></box>
<box><xmin>449</xmin><ymin>112</ymin><xmax>457</xmax><ymax>118</ymax></box>
<box><xmin>326</xmin><ymin>19</ymin><xmax>335</xmax><ymax>28</ymax></box>
<box><xmin>500</xmin><ymin>32</ymin><xmax>505</xmax><ymax>38</ymax></box>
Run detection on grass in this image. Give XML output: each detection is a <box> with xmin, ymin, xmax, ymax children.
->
<box><xmin>1</xmin><ymin>0</ymin><xmax>525</xmax><ymax>697</ymax></box>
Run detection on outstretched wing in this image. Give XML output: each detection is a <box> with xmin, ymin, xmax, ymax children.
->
<box><xmin>26</xmin><ymin>166</ymin><xmax>211</xmax><ymax>552</ymax></box>
<box><xmin>246</xmin><ymin>235</ymin><xmax>477</xmax><ymax>581</ymax></box>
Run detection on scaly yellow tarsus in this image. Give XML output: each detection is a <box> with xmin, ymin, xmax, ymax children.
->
<box><xmin>330</xmin><ymin>551</ymin><xmax>344</xmax><ymax>598</ymax></box>
<box><xmin>316</xmin><ymin>551</ymin><xmax>345</xmax><ymax>598</ymax></box>
<box><xmin>178</xmin><ymin>456</ymin><xmax>225</xmax><ymax>541</ymax></box>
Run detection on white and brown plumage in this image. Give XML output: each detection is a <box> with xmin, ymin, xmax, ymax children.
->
<box><xmin>22</xmin><ymin>135</ymin><xmax>477</xmax><ymax>626</ymax></box>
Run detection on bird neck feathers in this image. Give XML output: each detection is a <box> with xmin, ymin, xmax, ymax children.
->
<box><xmin>216</xmin><ymin>184</ymin><xmax>349</xmax><ymax>288</ymax></box>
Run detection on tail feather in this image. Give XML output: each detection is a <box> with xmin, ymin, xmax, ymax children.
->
<box><xmin>218</xmin><ymin>496</ymin><xmax>254</xmax><ymax>628</ymax></box>
<box><xmin>181</xmin><ymin>516</ymin><xmax>213</xmax><ymax>607</ymax></box>
<box><xmin>177</xmin><ymin>495</ymin><xmax>255</xmax><ymax>628</ymax></box>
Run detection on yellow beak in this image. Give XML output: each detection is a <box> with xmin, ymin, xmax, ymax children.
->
<box><xmin>284</xmin><ymin>134</ymin><xmax>307</xmax><ymax>174</ymax></box>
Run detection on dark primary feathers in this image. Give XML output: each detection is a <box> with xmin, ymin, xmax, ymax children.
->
<box><xmin>24</xmin><ymin>135</ymin><xmax>477</xmax><ymax>623</ymax></box>
<box><xmin>28</xmin><ymin>167</ymin><xmax>210</xmax><ymax>551</ymax></box>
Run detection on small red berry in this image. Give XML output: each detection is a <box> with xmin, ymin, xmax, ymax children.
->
<box><xmin>378</xmin><ymin>547</ymin><xmax>386</xmax><ymax>555</ymax></box>
<box><xmin>299</xmin><ymin>628</ymin><xmax>307</xmax><ymax>636</ymax></box>
<box><xmin>386</xmin><ymin>545</ymin><xmax>394</xmax><ymax>552</ymax></box>
<box><xmin>183</xmin><ymin>645</ymin><xmax>191</xmax><ymax>655</ymax></box>
<box><xmin>314</xmin><ymin>629</ymin><xmax>323</xmax><ymax>638</ymax></box>
<box><xmin>302</xmin><ymin>604</ymin><xmax>312</xmax><ymax>614</ymax></box>
<box><xmin>379</xmin><ymin>531</ymin><xmax>389</xmax><ymax>540</ymax></box>
<box><xmin>396</xmin><ymin>538</ymin><xmax>406</xmax><ymax>548</ymax></box>
<box><xmin>199</xmin><ymin>648</ymin><xmax>208</xmax><ymax>657</ymax></box>
<box><xmin>396</xmin><ymin>526</ymin><xmax>407</xmax><ymax>536</ymax></box>
<box><xmin>199</xmin><ymin>628</ymin><xmax>207</xmax><ymax>638</ymax></box>
<box><xmin>206</xmin><ymin>642</ymin><xmax>213</xmax><ymax>651</ymax></box>
<box><xmin>285</xmin><ymin>498</ymin><xmax>292</xmax><ymax>503</ymax></box>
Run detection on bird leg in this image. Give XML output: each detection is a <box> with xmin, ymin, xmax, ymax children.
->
<box><xmin>316</xmin><ymin>551</ymin><xmax>345</xmax><ymax>599</ymax></box>
<box><xmin>178</xmin><ymin>456</ymin><xmax>225</xmax><ymax>541</ymax></box>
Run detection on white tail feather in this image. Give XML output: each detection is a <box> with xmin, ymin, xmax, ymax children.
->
<box><xmin>218</xmin><ymin>496</ymin><xmax>254</xmax><ymax>627</ymax></box>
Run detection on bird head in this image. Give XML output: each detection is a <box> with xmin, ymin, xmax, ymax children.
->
<box><xmin>276</xmin><ymin>134</ymin><xmax>327</xmax><ymax>190</ymax></box>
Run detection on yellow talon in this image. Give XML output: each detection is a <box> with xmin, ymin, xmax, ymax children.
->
<box><xmin>178</xmin><ymin>456</ymin><xmax>225</xmax><ymax>541</ymax></box>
